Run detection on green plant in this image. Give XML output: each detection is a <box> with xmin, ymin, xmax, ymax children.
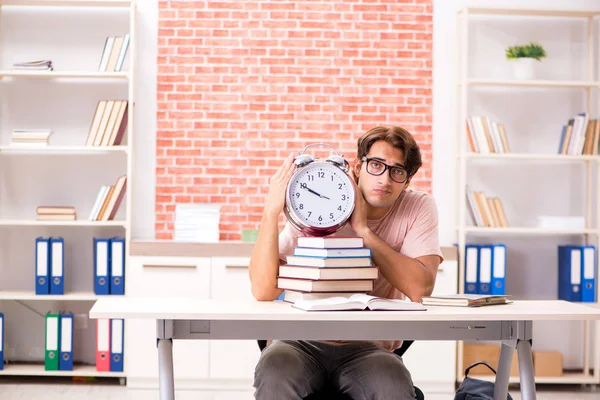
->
<box><xmin>505</xmin><ymin>42</ymin><xmax>547</xmax><ymax>61</ymax></box>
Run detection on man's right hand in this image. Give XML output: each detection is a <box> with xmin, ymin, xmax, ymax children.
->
<box><xmin>264</xmin><ymin>152</ymin><xmax>296</xmax><ymax>218</ymax></box>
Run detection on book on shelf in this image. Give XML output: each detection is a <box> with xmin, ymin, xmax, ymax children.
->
<box><xmin>558</xmin><ymin>113</ymin><xmax>600</xmax><ymax>156</ymax></box>
<box><xmin>421</xmin><ymin>294</ymin><xmax>512</xmax><ymax>307</ymax></box>
<box><xmin>85</xmin><ymin>100</ymin><xmax>128</xmax><ymax>147</ymax></box>
<box><xmin>89</xmin><ymin>175</ymin><xmax>127</xmax><ymax>221</ymax></box>
<box><xmin>465</xmin><ymin>116</ymin><xmax>510</xmax><ymax>154</ymax></box>
<box><xmin>292</xmin><ymin>294</ymin><xmax>426</xmax><ymax>312</ymax></box>
<box><xmin>10</xmin><ymin>129</ymin><xmax>52</xmax><ymax>147</ymax></box>
<box><xmin>465</xmin><ymin>185</ymin><xmax>508</xmax><ymax>228</ymax></box>
<box><xmin>36</xmin><ymin>206</ymin><xmax>76</xmax><ymax>221</ymax></box>
<box><xmin>12</xmin><ymin>59</ymin><xmax>53</xmax><ymax>71</ymax></box>
<box><xmin>98</xmin><ymin>34</ymin><xmax>130</xmax><ymax>72</ymax></box>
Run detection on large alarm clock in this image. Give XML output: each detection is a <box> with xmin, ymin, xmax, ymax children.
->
<box><xmin>284</xmin><ymin>144</ymin><xmax>356</xmax><ymax>236</ymax></box>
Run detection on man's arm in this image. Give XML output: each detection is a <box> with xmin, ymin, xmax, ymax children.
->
<box><xmin>359</xmin><ymin>230</ymin><xmax>439</xmax><ymax>302</ymax></box>
<box><xmin>249</xmin><ymin>152</ymin><xmax>295</xmax><ymax>301</ymax></box>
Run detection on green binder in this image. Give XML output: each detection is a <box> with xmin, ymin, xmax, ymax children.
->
<box><xmin>45</xmin><ymin>313</ymin><xmax>60</xmax><ymax>371</ymax></box>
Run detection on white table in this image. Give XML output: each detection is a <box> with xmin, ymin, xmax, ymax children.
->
<box><xmin>89</xmin><ymin>298</ymin><xmax>600</xmax><ymax>400</ymax></box>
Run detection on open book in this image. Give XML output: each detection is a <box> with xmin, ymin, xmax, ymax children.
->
<box><xmin>421</xmin><ymin>294</ymin><xmax>512</xmax><ymax>307</ymax></box>
<box><xmin>292</xmin><ymin>294</ymin><xmax>427</xmax><ymax>311</ymax></box>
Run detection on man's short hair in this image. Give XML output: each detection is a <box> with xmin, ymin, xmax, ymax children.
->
<box><xmin>356</xmin><ymin>125</ymin><xmax>423</xmax><ymax>177</ymax></box>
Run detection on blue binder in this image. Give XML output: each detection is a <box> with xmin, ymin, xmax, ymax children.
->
<box><xmin>94</xmin><ymin>238</ymin><xmax>111</xmax><ymax>295</ymax></box>
<box><xmin>490</xmin><ymin>244</ymin><xmax>506</xmax><ymax>295</ymax></box>
<box><xmin>581</xmin><ymin>245</ymin><xmax>596</xmax><ymax>303</ymax></box>
<box><xmin>59</xmin><ymin>313</ymin><xmax>74</xmax><ymax>371</ymax></box>
<box><xmin>35</xmin><ymin>237</ymin><xmax>51</xmax><ymax>295</ymax></box>
<box><xmin>110</xmin><ymin>238</ymin><xmax>125</xmax><ymax>295</ymax></box>
<box><xmin>50</xmin><ymin>237</ymin><xmax>64</xmax><ymax>295</ymax></box>
<box><xmin>0</xmin><ymin>312</ymin><xmax>4</xmax><ymax>370</ymax></box>
<box><xmin>558</xmin><ymin>245</ymin><xmax>582</xmax><ymax>302</ymax></box>
<box><xmin>110</xmin><ymin>319</ymin><xmax>124</xmax><ymax>372</ymax></box>
<box><xmin>464</xmin><ymin>244</ymin><xmax>479</xmax><ymax>294</ymax></box>
<box><xmin>478</xmin><ymin>245</ymin><xmax>492</xmax><ymax>295</ymax></box>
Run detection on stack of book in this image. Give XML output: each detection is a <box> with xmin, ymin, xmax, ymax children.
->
<box><xmin>465</xmin><ymin>115</ymin><xmax>510</xmax><ymax>154</ymax></box>
<box><xmin>277</xmin><ymin>236</ymin><xmax>378</xmax><ymax>303</ymax></box>
<box><xmin>10</xmin><ymin>129</ymin><xmax>52</xmax><ymax>147</ymax></box>
<box><xmin>98</xmin><ymin>34</ymin><xmax>130</xmax><ymax>72</ymax></box>
<box><xmin>465</xmin><ymin>185</ymin><xmax>508</xmax><ymax>228</ymax></box>
<box><xmin>89</xmin><ymin>175</ymin><xmax>127</xmax><ymax>221</ymax></box>
<box><xmin>84</xmin><ymin>100</ymin><xmax>128</xmax><ymax>147</ymax></box>
<box><xmin>36</xmin><ymin>206</ymin><xmax>76</xmax><ymax>221</ymax></box>
<box><xmin>12</xmin><ymin>59</ymin><xmax>53</xmax><ymax>71</ymax></box>
<box><xmin>558</xmin><ymin>112</ymin><xmax>600</xmax><ymax>156</ymax></box>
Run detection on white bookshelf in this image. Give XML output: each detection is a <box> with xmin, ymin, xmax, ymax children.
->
<box><xmin>0</xmin><ymin>0</ymin><xmax>135</xmax><ymax>380</ymax></box>
<box><xmin>455</xmin><ymin>7</ymin><xmax>600</xmax><ymax>385</ymax></box>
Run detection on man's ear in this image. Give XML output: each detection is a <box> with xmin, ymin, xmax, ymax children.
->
<box><xmin>352</xmin><ymin>159</ymin><xmax>361</xmax><ymax>182</ymax></box>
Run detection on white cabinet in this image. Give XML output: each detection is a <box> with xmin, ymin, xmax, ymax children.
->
<box><xmin>402</xmin><ymin>259</ymin><xmax>458</xmax><ymax>394</ymax></box>
<box><xmin>125</xmin><ymin>256</ymin><xmax>211</xmax><ymax>387</ymax></box>
<box><xmin>209</xmin><ymin>257</ymin><xmax>261</xmax><ymax>382</ymax></box>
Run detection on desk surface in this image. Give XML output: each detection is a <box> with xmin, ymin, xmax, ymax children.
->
<box><xmin>89</xmin><ymin>298</ymin><xmax>600</xmax><ymax>322</ymax></box>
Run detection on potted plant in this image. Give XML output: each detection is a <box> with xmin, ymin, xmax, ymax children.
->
<box><xmin>505</xmin><ymin>42</ymin><xmax>547</xmax><ymax>80</ymax></box>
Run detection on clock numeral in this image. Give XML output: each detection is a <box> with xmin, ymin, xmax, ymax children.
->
<box><xmin>341</xmin><ymin>195</ymin><xmax>346</xmax><ymax>201</ymax></box>
<box><xmin>308</xmin><ymin>175</ymin><xmax>314</xmax><ymax>181</ymax></box>
<box><xmin>337</xmin><ymin>206</ymin><xmax>342</xmax><ymax>211</ymax></box>
<box><xmin>308</xmin><ymin>211</ymin><xmax>312</xmax><ymax>217</ymax></box>
<box><xmin>331</xmin><ymin>175</ymin><xmax>334</xmax><ymax>181</ymax></box>
<box><xmin>300</xmin><ymin>183</ymin><xmax>307</xmax><ymax>189</ymax></box>
<box><xmin>338</xmin><ymin>183</ymin><xmax>342</xmax><ymax>189</ymax></box>
<box><xmin>295</xmin><ymin>192</ymin><xmax>300</xmax><ymax>198</ymax></box>
<box><xmin>318</xmin><ymin>171</ymin><xmax>325</xmax><ymax>178</ymax></box>
<box><xmin>299</xmin><ymin>204</ymin><xmax>304</xmax><ymax>210</ymax></box>
<box><xmin>329</xmin><ymin>213</ymin><xmax>334</xmax><ymax>219</ymax></box>
<box><xmin>318</xmin><ymin>215</ymin><xmax>323</xmax><ymax>222</ymax></box>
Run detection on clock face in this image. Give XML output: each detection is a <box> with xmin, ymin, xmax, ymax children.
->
<box><xmin>287</xmin><ymin>162</ymin><xmax>355</xmax><ymax>229</ymax></box>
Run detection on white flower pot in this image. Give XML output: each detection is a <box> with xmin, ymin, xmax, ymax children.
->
<box><xmin>510</xmin><ymin>58</ymin><xmax>537</xmax><ymax>80</ymax></box>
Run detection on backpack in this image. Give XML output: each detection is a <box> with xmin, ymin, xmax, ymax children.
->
<box><xmin>455</xmin><ymin>361</ymin><xmax>514</xmax><ymax>400</ymax></box>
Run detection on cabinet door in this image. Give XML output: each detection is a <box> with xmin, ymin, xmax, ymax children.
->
<box><xmin>402</xmin><ymin>261</ymin><xmax>458</xmax><ymax>390</ymax></box>
<box><xmin>125</xmin><ymin>256</ymin><xmax>211</xmax><ymax>382</ymax></box>
<box><xmin>209</xmin><ymin>256</ymin><xmax>262</xmax><ymax>381</ymax></box>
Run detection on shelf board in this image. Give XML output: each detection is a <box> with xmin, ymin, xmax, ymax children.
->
<box><xmin>0</xmin><ymin>219</ymin><xmax>127</xmax><ymax>227</ymax></box>
<box><xmin>462</xmin><ymin>227</ymin><xmax>597</xmax><ymax>235</ymax></box>
<box><xmin>0</xmin><ymin>0</ymin><xmax>131</xmax><ymax>8</ymax></box>
<box><xmin>462</xmin><ymin>153</ymin><xmax>600</xmax><ymax>161</ymax></box>
<box><xmin>458</xmin><ymin>7</ymin><xmax>600</xmax><ymax>18</ymax></box>
<box><xmin>0</xmin><ymin>145</ymin><xmax>128</xmax><ymax>154</ymax></box>
<box><xmin>0</xmin><ymin>363</ymin><xmax>125</xmax><ymax>377</ymax></box>
<box><xmin>0</xmin><ymin>70</ymin><xmax>129</xmax><ymax>79</ymax></box>
<box><xmin>463</xmin><ymin>79</ymin><xmax>599</xmax><ymax>88</ymax></box>
<box><xmin>0</xmin><ymin>290</ymin><xmax>107</xmax><ymax>301</ymax></box>
<box><xmin>466</xmin><ymin>372</ymin><xmax>598</xmax><ymax>384</ymax></box>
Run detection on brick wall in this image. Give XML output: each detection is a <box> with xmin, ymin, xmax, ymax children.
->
<box><xmin>156</xmin><ymin>0</ymin><xmax>433</xmax><ymax>240</ymax></box>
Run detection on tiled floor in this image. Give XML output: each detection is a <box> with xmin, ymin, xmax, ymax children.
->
<box><xmin>0</xmin><ymin>378</ymin><xmax>598</xmax><ymax>400</ymax></box>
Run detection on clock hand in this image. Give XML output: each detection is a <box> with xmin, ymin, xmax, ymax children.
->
<box><xmin>302</xmin><ymin>186</ymin><xmax>330</xmax><ymax>200</ymax></box>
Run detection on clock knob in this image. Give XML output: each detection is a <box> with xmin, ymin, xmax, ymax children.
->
<box><xmin>326</xmin><ymin>154</ymin><xmax>348</xmax><ymax>171</ymax></box>
<box><xmin>294</xmin><ymin>154</ymin><xmax>314</xmax><ymax>168</ymax></box>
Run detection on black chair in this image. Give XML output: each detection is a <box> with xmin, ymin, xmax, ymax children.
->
<box><xmin>256</xmin><ymin>340</ymin><xmax>425</xmax><ymax>400</ymax></box>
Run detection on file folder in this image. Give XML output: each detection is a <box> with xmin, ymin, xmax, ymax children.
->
<box><xmin>110</xmin><ymin>238</ymin><xmax>125</xmax><ymax>295</ymax></box>
<box><xmin>491</xmin><ymin>244</ymin><xmax>506</xmax><ymax>295</ymax></box>
<box><xmin>0</xmin><ymin>312</ymin><xmax>4</xmax><ymax>370</ymax></box>
<box><xmin>478</xmin><ymin>245</ymin><xmax>492</xmax><ymax>295</ymax></box>
<box><xmin>50</xmin><ymin>237</ymin><xmax>64</xmax><ymax>295</ymax></box>
<box><xmin>59</xmin><ymin>313</ymin><xmax>74</xmax><ymax>371</ymax></box>
<box><xmin>35</xmin><ymin>237</ymin><xmax>50</xmax><ymax>295</ymax></box>
<box><xmin>96</xmin><ymin>318</ymin><xmax>110</xmax><ymax>372</ymax></box>
<box><xmin>464</xmin><ymin>244</ymin><xmax>479</xmax><ymax>294</ymax></box>
<box><xmin>110</xmin><ymin>319</ymin><xmax>124</xmax><ymax>372</ymax></box>
<box><xmin>582</xmin><ymin>246</ymin><xmax>596</xmax><ymax>303</ymax></box>
<box><xmin>94</xmin><ymin>238</ymin><xmax>111</xmax><ymax>295</ymax></box>
<box><xmin>45</xmin><ymin>313</ymin><xmax>60</xmax><ymax>371</ymax></box>
<box><xmin>558</xmin><ymin>245</ymin><xmax>582</xmax><ymax>302</ymax></box>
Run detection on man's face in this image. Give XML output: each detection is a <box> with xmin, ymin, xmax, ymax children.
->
<box><xmin>354</xmin><ymin>141</ymin><xmax>410</xmax><ymax>210</ymax></box>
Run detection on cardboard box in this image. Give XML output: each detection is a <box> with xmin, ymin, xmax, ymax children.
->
<box><xmin>533</xmin><ymin>351</ymin><xmax>563</xmax><ymax>377</ymax></box>
<box><xmin>463</xmin><ymin>344</ymin><xmax>500</xmax><ymax>376</ymax></box>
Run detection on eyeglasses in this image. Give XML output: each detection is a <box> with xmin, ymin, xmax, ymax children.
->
<box><xmin>361</xmin><ymin>157</ymin><xmax>410</xmax><ymax>184</ymax></box>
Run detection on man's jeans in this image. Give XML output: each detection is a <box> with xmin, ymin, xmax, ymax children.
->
<box><xmin>253</xmin><ymin>340</ymin><xmax>416</xmax><ymax>400</ymax></box>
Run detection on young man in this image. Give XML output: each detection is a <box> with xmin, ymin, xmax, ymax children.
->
<box><xmin>249</xmin><ymin>125</ymin><xmax>444</xmax><ymax>400</ymax></box>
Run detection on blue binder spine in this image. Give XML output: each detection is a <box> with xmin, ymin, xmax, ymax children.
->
<box><xmin>35</xmin><ymin>237</ymin><xmax>51</xmax><ymax>295</ymax></box>
<box><xmin>50</xmin><ymin>237</ymin><xmax>64</xmax><ymax>295</ymax></box>
<box><xmin>490</xmin><ymin>244</ymin><xmax>506</xmax><ymax>295</ymax></box>
<box><xmin>59</xmin><ymin>313</ymin><xmax>74</xmax><ymax>370</ymax></box>
<box><xmin>478</xmin><ymin>245</ymin><xmax>492</xmax><ymax>295</ymax></box>
<box><xmin>110</xmin><ymin>238</ymin><xmax>125</xmax><ymax>295</ymax></box>
<box><xmin>94</xmin><ymin>238</ymin><xmax>111</xmax><ymax>295</ymax></box>
<box><xmin>464</xmin><ymin>244</ymin><xmax>479</xmax><ymax>294</ymax></box>
<box><xmin>0</xmin><ymin>312</ymin><xmax>4</xmax><ymax>370</ymax></box>
<box><xmin>582</xmin><ymin>245</ymin><xmax>596</xmax><ymax>303</ymax></box>
<box><xmin>110</xmin><ymin>319</ymin><xmax>124</xmax><ymax>372</ymax></box>
<box><xmin>558</xmin><ymin>245</ymin><xmax>582</xmax><ymax>302</ymax></box>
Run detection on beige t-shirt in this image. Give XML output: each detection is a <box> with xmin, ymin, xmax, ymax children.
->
<box><xmin>278</xmin><ymin>189</ymin><xmax>444</xmax><ymax>351</ymax></box>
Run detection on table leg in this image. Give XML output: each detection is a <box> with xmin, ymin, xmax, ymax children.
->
<box><xmin>157</xmin><ymin>319</ymin><xmax>175</xmax><ymax>400</ymax></box>
<box><xmin>494</xmin><ymin>339</ymin><xmax>516</xmax><ymax>400</ymax></box>
<box><xmin>517</xmin><ymin>338</ymin><xmax>536</xmax><ymax>400</ymax></box>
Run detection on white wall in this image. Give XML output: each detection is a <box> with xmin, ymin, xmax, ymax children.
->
<box><xmin>432</xmin><ymin>0</ymin><xmax>599</xmax><ymax>370</ymax></box>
